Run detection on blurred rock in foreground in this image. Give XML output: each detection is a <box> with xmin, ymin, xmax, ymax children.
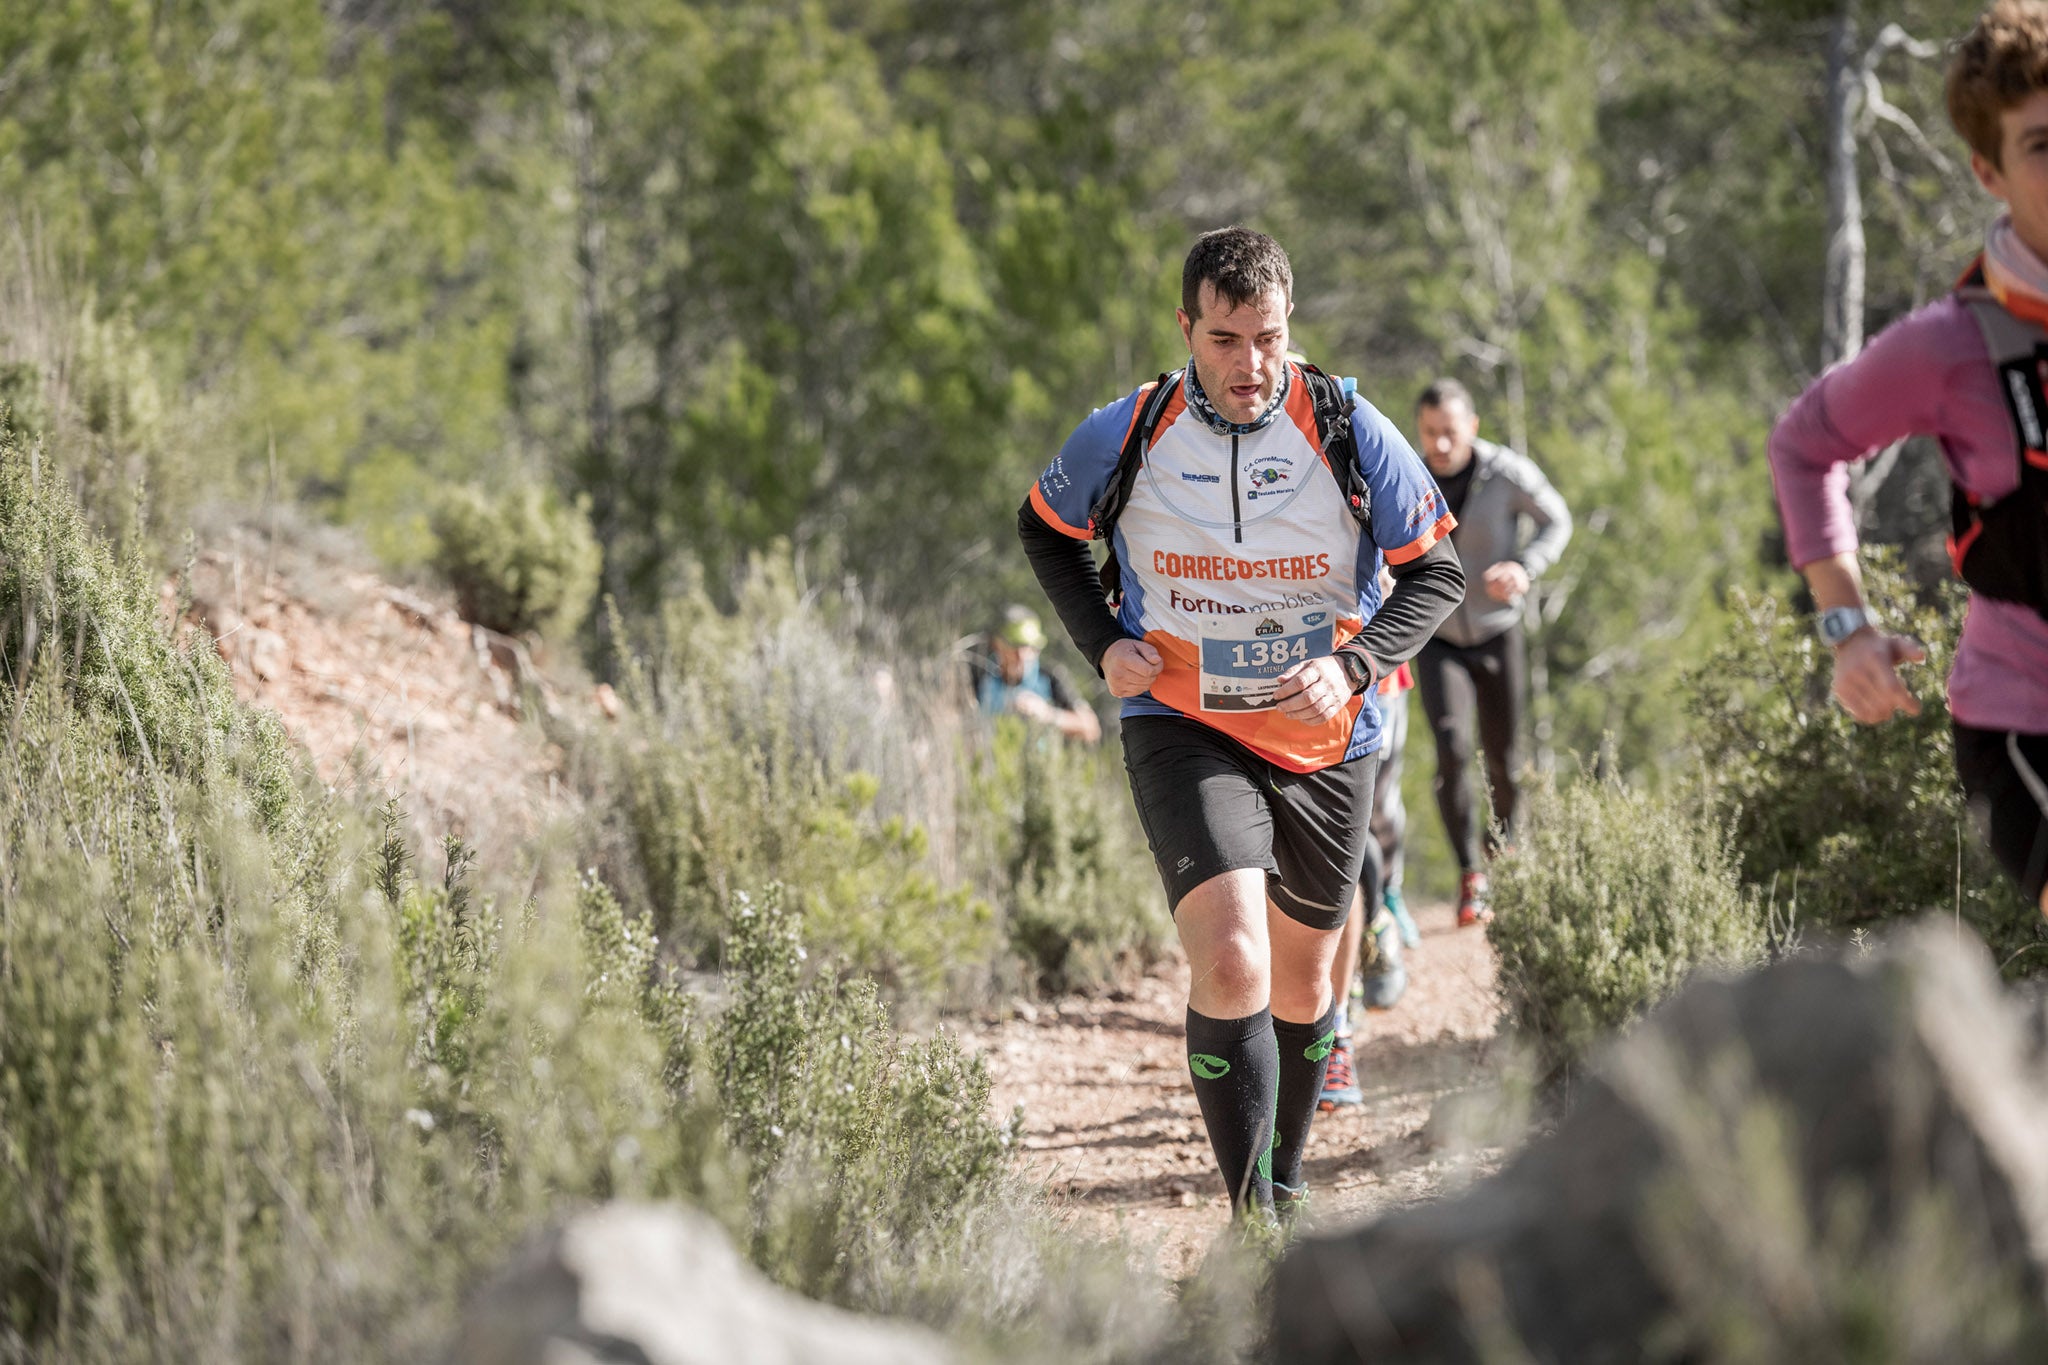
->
<box><xmin>1272</xmin><ymin>922</ymin><xmax>2048</xmax><ymax>1363</ymax></box>
<box><xmin>452</xmin><ymin>1203</ymin><xmax>954</xmax><ymax>1365</ymax></box>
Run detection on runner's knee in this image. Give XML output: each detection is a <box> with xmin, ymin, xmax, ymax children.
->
<box><xmin>1188</xmin><ymin>929</ymin><xmax>1267</xmax><ymax>1007</ymax></box>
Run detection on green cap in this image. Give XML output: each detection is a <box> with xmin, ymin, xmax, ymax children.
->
<box><xmin>998</xmin><ymin>605</ymin><xmax>1046</xmax><ymax>650</ymax></box>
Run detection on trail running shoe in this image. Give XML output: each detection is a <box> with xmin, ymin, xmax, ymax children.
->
<box><xmin>1360</xmin><ymin>906</ymin><xmax>1408</xmax><ymax>1010</ymax></box>
<box><xmin>1317</xmin><ymin>1035</ymin><xmax>1362</xmax><ymax>1111</ymax></box>
<box><xmin>1457</xmin><ymin>871</ymin><xmax>1493</xmax><ymax>927</ymax></box>
<box><xmin>1272</xmin><ymin>1180</ymin><xmax>1310</xmax><ymax>1231</ymax></box>
<box><xmin>1384</xmin><ymin>884</ymin><xmax>1421</xmax><ymax>948</ymax></box>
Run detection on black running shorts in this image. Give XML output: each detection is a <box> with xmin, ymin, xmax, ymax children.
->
<box><xmin>1954</xmin><ymin>722</ymin><xmax>2048</xmax><ymax>905</ymax></box>
<box><xmin>1121</xmin><ymin>713</ymin><xmax>1378</xmax><ymax>931</ymax></box>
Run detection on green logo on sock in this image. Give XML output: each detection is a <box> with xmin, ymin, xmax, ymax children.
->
<box><xmin>1189</xmin><ymin>1053</ymin><xmax>1231</xmax><ymax>1080</ymax></box>
<box><xmin>1304</xmin><ymin>1029</ymin><xmax>1337</xmax><ymax>1063</ymax></box>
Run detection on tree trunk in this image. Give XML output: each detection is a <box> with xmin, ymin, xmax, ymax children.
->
<box><xmin>1822</xmin><ymin>0</ymin><xmax>1866</xmax><ymax>371</ymax></box>
<box><xmin>562</xmin><ymin>43</ymin><xmax>624</xmax><ymax>672</ymax></box>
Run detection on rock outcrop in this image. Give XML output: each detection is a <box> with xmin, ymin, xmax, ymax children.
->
<box><xmin>1272</xmin><ymin>924</ymin><xmax>2048</xmax><ymax>1363</ymax></box>
<box><xmin>452</xmin><ymin>1203</ymin><xmax>955</xmax><ymax>1365</ymax></box>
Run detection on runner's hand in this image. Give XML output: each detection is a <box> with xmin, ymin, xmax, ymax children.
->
<box><xmin>1482</xmin><ymin>561</ymin><xmax>1530</xmax><ymax>603</ymax></box>
<box><xmin>1272</xmin><ymin>656</ymin><xmax>1349</xmax><ymax>726</ymax></box>
<box><xmin>1831</xmin><ymin>629</ymin><xmax>1927</xmax><ymax>723</ymax></box>
<box><xmin>1010</xmin><ymin>690</ymin><xmax>1053</xmax><ymax>722</ymax></box>
<box><xmin>1102</xmin><ymin>638</ymin><xmax>1164</xmax><ymax>698</ymax></box>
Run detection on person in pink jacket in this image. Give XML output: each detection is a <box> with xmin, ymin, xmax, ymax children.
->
<box><xmin>1769</xmin><ymin>0</ymin><xmax>2048</xmax><ymax>915</ymax></box>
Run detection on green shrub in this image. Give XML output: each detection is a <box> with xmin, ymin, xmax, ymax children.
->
<box><xmin>596</xmin><ymin>556</ymin><xmax>1003</xmax><ymax>1005</ymax></box>
<box><xmin>1687</xmin><ymin>552</ymin><xmax>2038</xmax><ymax>967</ymax></box>
<box><xmin>959</xmin><ymin>717</ymin><xmax>1171</xmax><ymax>994</ymax></box>
<box><xmin>430</xmin><ymin>480</ymin><xmax>601</xmax><ymax>640</ymax></box>
<box><xmin>1489</xmin><ymin>775</ymin><xmax>1765</xmax><ymax>1074</ymax></box>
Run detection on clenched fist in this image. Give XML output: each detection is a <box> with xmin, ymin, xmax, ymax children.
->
<box><xmin>1101</xmin><ymin>638</ymin><xmax>1165</xmax><ymax>698</ymax></box>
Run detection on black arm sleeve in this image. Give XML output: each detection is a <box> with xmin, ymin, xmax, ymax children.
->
<box><xmin>1018</xmin><ymin>498</ymin><xmax>1127</xmax><ymax>674</ymax></box>
<box><xmin>1338</xmin><ymin>536</ymin><xmax>1464</xmax><ymax>686</ymax></box>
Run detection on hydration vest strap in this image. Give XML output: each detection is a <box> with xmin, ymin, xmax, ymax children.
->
<box><xmin>1295</xmin><ymin>363</ymin><xmax>1371</xmax><ymax>532</ymax></box>
<box><xmin>1088</xmin><ymin>363</ymin><xmax>1375</xmax><ymax>609</ymax></box>
<box><xmin>1952</xmin><ymin>286</ymin><xmax>2048</xmax><ymax>618</ymax></box>
<box><xmin>1089</xmin><ymin>372</ymin><xmax>1181</xmax><ymax>606</ymax></box>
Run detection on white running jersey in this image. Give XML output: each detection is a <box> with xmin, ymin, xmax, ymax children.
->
<box><xmin>1031</xmin><ymin>363</ymin><xmax>1453</xmax><ymax>771</ymax></box>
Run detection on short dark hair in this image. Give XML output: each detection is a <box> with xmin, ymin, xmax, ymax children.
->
<box><xmin>1182</xmin><ymin>227</ymin><xmax>1293</xmax><ymax>321</ymax></box>
<box><xmin>1416</xmin><ymin>377</ymin><xmax>1474</xmax><ymax>414</ymax></box>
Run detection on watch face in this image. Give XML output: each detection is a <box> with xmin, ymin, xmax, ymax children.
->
<box><xmin>1821</xmin><ymin>607</ymin><xmax>1867</xmax><ymax>645</ymax></box>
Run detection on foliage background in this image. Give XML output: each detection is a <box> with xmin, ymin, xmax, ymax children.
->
<box><xmin>3</xmin><ymin>1</ymin><xmax>2039</xmax><ymax>1357</ymax></box>
<box><xmin>0</xmin><ymin>2</ymin><xmax>1992</xmax><ymax>758</ymax></box>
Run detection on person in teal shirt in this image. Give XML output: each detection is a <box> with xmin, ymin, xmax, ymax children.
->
<box><xmin>969</xmin><ymin>606</ymin><xmax>1101</xmax><ymax>744</ymax></box>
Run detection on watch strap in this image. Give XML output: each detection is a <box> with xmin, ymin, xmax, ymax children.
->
<box><xmin>1336</xmin><ymin>645</ymin><xmax>1378</xmax><ymax>695</ymax></box>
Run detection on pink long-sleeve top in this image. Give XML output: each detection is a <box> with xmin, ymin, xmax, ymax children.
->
<box><xmin>1769</xmin><ymin>294</ymin><xmax>2048</xmax><ymax>733</ymax></box>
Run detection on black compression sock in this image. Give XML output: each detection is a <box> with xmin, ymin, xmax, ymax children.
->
<box><xmin>1270</xmin><ymin>997</ymin><xmax>1341</xmax><ymax>1192</ymax></box>
<box><xmin>1184</xmin><ymin>1006</ymin><xmax>1278</xmax><ymax>1214</ymax></box>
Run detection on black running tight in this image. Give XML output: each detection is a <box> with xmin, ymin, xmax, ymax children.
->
<box><xmin>1414</xmin><ymin>625</ymin><xmax>1525</xmax><ymax>872</ymax></box>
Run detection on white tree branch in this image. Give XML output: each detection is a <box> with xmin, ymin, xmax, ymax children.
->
<box><xmin>1860</xmin><ymin>72</ymin><xmax>1955</xmax><ymax>174</ymax></box>
<box><xmin>1860</xmin><ymin>22</ymin><xmax>1940</xmax><ymax>76</ymax></box>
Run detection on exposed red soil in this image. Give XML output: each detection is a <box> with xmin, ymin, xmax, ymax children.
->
<box><xmin>171</xmin><ymin>520</ymin><xmax>584</xmax><ymax>854</ymax></box>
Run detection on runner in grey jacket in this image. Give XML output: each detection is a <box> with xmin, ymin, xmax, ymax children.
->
<box><xmin>1411</xmin><ymin>379</ymin><xmax>1572</xmax><ymax>924</ymax></box>
<box><xmin>1433</xmin><ymin>441</ymin><xmax>1572</xmax><ymax>647</ymax></box>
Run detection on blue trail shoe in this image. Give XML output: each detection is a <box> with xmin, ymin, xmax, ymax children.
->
<box><xmin>1360</xmin><ymin>906</ymin><xmax>1408</xmax><ymax>1011</ymax></box>
<box><xmin>1383</xmin><ymin>884</ymin><xmax>1421</xmax><ymax>949</ymax></box>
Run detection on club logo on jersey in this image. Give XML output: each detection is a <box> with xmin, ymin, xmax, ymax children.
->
<box><xmin>1251</xmin><ymin>467</ymin><xmax>1286</xmax><ymax>486</ymax></box>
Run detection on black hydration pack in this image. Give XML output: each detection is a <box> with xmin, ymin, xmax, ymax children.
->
<box><xmin>1084</xmin><ymin>363</ymin><xmax>1373</xmax><ymax>607</ymax></box>
<box><xmin>1952</xmin><ymin>262</ymin><xmax>2048</xmax><ymax>622</ymax></box>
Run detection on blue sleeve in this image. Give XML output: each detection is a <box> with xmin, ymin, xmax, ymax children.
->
<box><xmin>1349</xmin><ymin>396</ymin><xmax>1454</xmax><ymax>563</ymax></box>
<box><xmin>1028</xmin><ymin>388</ymin><xmax>1143</xmax><ymax>539</ymax></box>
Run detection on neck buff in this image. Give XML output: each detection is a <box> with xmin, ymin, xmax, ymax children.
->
<box><xmin>1182</xmin><ymin>360</ymin><xmax>1292</xmax><ymax>436</ymax></box>
<box><xmin>1982</xmin><ymin>214</ymin><xmax>2048</xmax><ymax>329</ymax></box>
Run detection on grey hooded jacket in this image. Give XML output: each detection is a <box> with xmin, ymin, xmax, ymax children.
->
<box><xmin>1436</xmin><ymin>439</ymin><xmax>1572</xmax><ymax>647</ymax></box>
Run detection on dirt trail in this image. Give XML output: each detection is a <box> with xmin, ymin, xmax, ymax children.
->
<box><xmin>970</xmin><ymin>899</ymin><xmax>1506</xmax><ymax>1276</ymax></box>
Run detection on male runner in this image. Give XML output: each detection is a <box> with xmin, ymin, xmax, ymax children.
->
<box><xmin>1018</xmin><ymin>227</ymin><xmax>1463</xmax><ymax>1218</ymax></box>
<box><xmin>1412</xmin><ymin>379</ymin><xmax>1573</xmax><ymax>925</ymax></box>
<box><xmin>1769</xmin><ymin>0</ymin><xmax>2048</xmax><ymax>915</ymax></box>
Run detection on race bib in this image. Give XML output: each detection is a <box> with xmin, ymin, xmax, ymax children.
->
<box><xmin>1196</xmin><ymin>605</ymin><xmax>1336</xmax><ymax>712</ymax></box>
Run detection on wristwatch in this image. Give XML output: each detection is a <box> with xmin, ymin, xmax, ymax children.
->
<box><xmin>1817</xmin><ymin>604</ymin><xmax>1876</xmax><ymax>648</ymax></box>
<box><xmin>1335</xmin><ymin>648</ymin><xmax>1375</xmax><ymax>695</ymax></box>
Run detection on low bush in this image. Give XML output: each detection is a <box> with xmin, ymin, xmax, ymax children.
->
<box><xmin>590</xmin><ymin>552</ymin><xmax>1171</xmax><ymax>1005</ymax></box>
<box><xmin>1489</xmin><ymin>774</ymin><xmax>1765</xmax><ymax>1074</ymax></box>
<box><xmin>959</xmin><ymin>716</ymin><xmax>1170</xmax><ymax>994</ymax></box>
<box><xmin>1688</xmin><ymin>552</ymin><xmax>2038</xmax><ymax>968</ymax></box>
<box><xmin>596</xmin><ymin>559</ymin><xmax>1000</xmax><ymax>1003</ymax></box>
<box><xmin>430</xmin><ymin>480</ymin><xmax>601</xmax><ymax>640</ymax></box>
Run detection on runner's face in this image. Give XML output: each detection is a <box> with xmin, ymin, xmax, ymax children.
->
<box><xmin>1414</xmin><ymin>401</ymin><xmax>1478</xmax><ymax>476</ymax></box>
<box><xmin>1977</xmin><ymin>89</ymin><xmax>2048</xmax><ymax>261</ymax></box>
<box><xmin>995</xmin><ymin>639</ymin><xmax>1033</xmax><ymax>683</ymax></box>
<box><xmin>1177</xmin><ymin>284</ymin><xmax>1291</xmax><ymax>426</ymax></box>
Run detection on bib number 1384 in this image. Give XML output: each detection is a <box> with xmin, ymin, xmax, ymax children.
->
<box><xmin>1197</xmin><ymin>608</ymin><xmax>1336</xmax><ymax>713</ymax></box>
<box><xmin>1228</xmin><ymin>637</ymin><xmax>1310</xmax><ymax>669</ymax></box>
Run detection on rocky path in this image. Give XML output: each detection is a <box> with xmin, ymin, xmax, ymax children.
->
<box><xmin>971</xmin><ymin>899</ymin><xmax>1507</xmax><ymax>1276</ymax></box>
